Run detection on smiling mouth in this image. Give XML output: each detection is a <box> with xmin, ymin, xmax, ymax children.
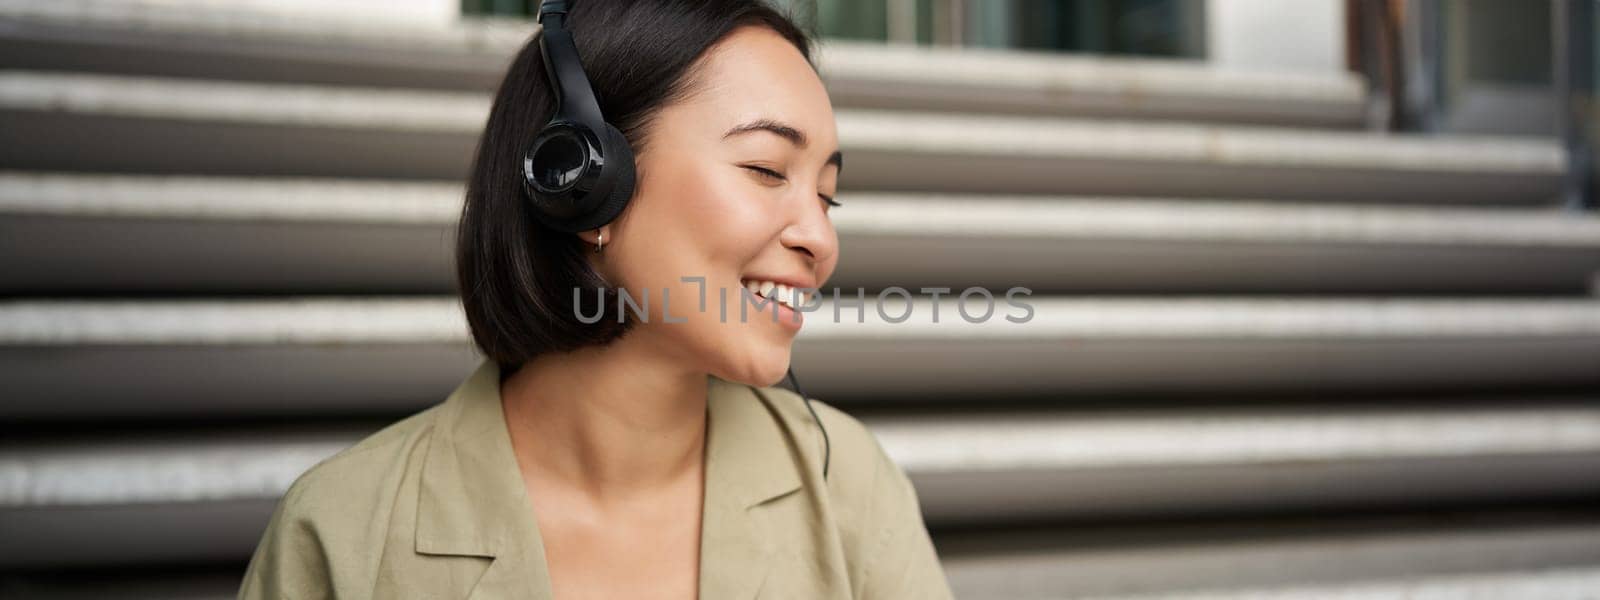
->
<box><xmin>739</xmin><ymin>278</ymin><xmax>810</xmax><ymax>310</ymax></box>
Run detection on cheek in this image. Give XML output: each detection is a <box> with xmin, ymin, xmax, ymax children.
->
<box><xmin>619</xmin><ymin>164</ymin><xmax>720</xmax><ymax>261</ymax></box>
<box><xmin>612</xmin><ymin>166</ymin><xmax>775</xmax><ymax>317</ymax></box>
<box><xmin>612</xmin><ymin>165</ymin><xmax>800</xmax><ymax>382</ymax></box>
<box><xmin>668</xmin><ymin>171</ymin><xmax>775</xmax><ymax>264</ymax></box>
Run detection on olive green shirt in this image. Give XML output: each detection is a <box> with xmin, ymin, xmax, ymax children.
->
<box><xmin>238</xmin><ymin>358</ymin><xmax>954</xmax><ymax>599</ymax></box>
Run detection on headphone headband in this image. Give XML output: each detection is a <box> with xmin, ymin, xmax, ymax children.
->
<box><xmin>537</xmin><ymin>1</ymin><xmax>605</xmax><ymax>132</ymax></box>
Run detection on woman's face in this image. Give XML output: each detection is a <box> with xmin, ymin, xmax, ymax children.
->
<box><xmin>592</xmin><ymin>25</ymin><xmax>840</xmax><ymax>387</ymax></box>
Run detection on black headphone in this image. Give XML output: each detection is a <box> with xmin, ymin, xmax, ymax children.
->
<box><xmin>522</xmin><ymin>0</ymin><xmax>636</xmax><ymax>233</ymax></box>
<box><xmin>524</xmin><ymin>0</ymin><xmax>830</xmax><ymax>481</ymax></box>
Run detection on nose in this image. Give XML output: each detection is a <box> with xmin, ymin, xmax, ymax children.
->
<box><xmin>778</xmin><ymin>195</ymin><xmax>837</xmax><ymax>266</ymax></box>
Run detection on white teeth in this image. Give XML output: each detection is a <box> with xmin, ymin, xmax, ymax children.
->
<box><xmin>740</xmin><ymin>279</ymin><xmax>808</xmax><ymax>310</ymax></box>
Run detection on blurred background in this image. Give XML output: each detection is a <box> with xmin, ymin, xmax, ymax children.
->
<box><xmin>2</xmin><ymin>0</ymin><xmax>1599</xmax><ymax>598</ymax></box>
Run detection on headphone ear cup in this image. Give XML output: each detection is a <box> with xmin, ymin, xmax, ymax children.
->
<box><xmin>582</xmin><ymin>123</ymin><xmax>636</xmax><ymax>230</ymax></box>
<box><xmin>521</xmin><ymin>122</ymin><xmax>633</xmax><ymax>233</ymax></box>
<box><xmin>521</xmin><ymin>122</ymin><xmax>602</xmax><ymax>231</ymax></box>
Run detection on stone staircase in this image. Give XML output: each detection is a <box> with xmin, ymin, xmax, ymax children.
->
<box><xmin>3</xmin><ymin>1</ymin><xmax>1599</xmax><ymax>598</ymax></box>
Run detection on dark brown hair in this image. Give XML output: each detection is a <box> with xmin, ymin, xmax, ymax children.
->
<box><xmin>456</xmin><ymin>0</ymin><xmax>815</xmax><ymax>374</ymax></box>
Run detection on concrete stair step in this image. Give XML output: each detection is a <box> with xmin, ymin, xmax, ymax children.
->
<box><xmin>870</xmin><ymin>403</ymin><xmax>1600</xmax><ymax>524</ymax></box>
<box><xmin>0</xmin><ymin>567</ymin><xmax>245</xmax><ymax>600</ymax></box>
<box><xmin>1079</xmin><ymin>568</ymin><xmax>1600</xmax><ymax>600</ymax></box>
<box><xmin>4</xmin><ymin>406</ymin><xmax>1596</xmax><ymax>567</ymax></box>
<box><xmin>0</xmin><ymin>0</ymin><xmax>1365</xmax><ymax>126</ymax></box>
<box><xmin>4</xmin><ymin>172</ymin><xmax>1598</xmax><ymax>295</ymax></box>
<box><xmin>3</xmin><ymin>297</ymin><xmax>1597</xmax><ymax>418</ymax></box>
<box><xmin>836</xmin><ymin>110</ymin><xmax>1563</xmax><ymax>203</ymax></box>
<box><xmin>0</xmin><ymin>71</ymin><xmax>1562</xmax><ymax>203</ymax></box>
<box><xmin>0</xmin><ymin>173</ymin><xmax>462</xmax><ymax>294</ymax></box>
<box><xmin>0</xmin><ymin>0</ymin><xmax>531</xmax><ymax>90</ymax></box>
<box><xmin>938</xmin><ymin>509</ymin><xmax>1600</xmax><ymax>598</ymax></box>
<box><xmin>832</xmin><ymin>192</ymin><xmax>1600</xmax><ymax>295</ymax></box>
<box><xmin>817</xmin><ymin>41</ymin><xmax>1366</xmax><ymax>127</ymax></box>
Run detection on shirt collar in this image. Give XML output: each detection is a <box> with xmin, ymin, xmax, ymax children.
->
<box><xmin>414</xmin><ymin>358</ymin><xmax>803</xmax><ymax>598</ymax></box>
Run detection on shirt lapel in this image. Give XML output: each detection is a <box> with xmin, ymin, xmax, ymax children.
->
<box><xmin>415</xmin><ymin>359</ymin><xmax>556</xmax><ymax>599</ymax></box>
<box><xmin>700</xmin><ymin>375</ymin><xmax>805</xmax><ymax>599</ymax></box>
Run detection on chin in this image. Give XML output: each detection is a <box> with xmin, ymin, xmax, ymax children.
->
<box><xmin>715</xmin><ymin>341</ymin><xmax>792</xmax><ymax>387</ymax></box>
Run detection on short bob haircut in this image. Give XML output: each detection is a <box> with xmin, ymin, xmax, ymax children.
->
<box><xmin>455</xmin><ymin>0</ymin><xmax>815</xmax><ymax>374</ymax></box>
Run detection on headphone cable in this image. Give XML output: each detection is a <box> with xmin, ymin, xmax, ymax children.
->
<box><xmin>787</xmin><ymin>365</ymin><xmax>830</xmax><ymax>480</ymax></box>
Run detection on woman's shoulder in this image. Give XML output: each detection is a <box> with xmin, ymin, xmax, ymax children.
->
<box><xmin>273</xmin><ymin>402</ymin><xmax>445</xmax><ymax>523</ymax></box>
<box><xmin>239</xmin><ymin>403</ymin><xmax>449</xmax><ymax>598</ymax></box>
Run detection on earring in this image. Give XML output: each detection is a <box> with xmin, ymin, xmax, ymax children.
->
<box><xmin>595</xmin><ymin>230</ymin><xmax>605</xmax><ymax>254</ymax></box>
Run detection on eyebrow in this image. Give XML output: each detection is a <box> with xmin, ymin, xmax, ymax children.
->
<box><xmin>723</xmin><ymin>118</ymin><xmax>844</xmax><ymax>172</ymax></box>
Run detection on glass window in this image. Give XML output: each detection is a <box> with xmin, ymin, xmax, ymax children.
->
<box><xmin>814</xmin><ymin>0</ymin><xmax>1204</xmax><ymax>57</ymax></box>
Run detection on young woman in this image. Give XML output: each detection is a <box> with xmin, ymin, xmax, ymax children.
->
<box><xmin>239</xmin><ymin>1</ymin><xmax>952</xmax><ymax>598</ymax></box>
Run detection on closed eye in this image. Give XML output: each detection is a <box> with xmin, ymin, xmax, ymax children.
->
<box><xmin>743</xmin><ymin>165</ymin><xmax>785</xmax><ymax>182</ymax></box>
<box><xmin>744</xmin><ymin>165</ymin><xmax>841</xmax><ymax>209</ymax></box>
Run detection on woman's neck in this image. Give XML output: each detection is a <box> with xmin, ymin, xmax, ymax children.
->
<box><xmin>499</xmin><ymin>336</ymin><xmax>709</xmax><ymax>505</ymax></box>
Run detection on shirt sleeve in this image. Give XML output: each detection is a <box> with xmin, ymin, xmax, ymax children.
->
<box><xmin>858</xmin><ymin>434</ymin><xmax>957</xmax><ymax>600</ymax></box>
<box><xmin>237</xmin><ymin>481</ymin><xmax>335</xmax><ymax>600</ymax></box>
